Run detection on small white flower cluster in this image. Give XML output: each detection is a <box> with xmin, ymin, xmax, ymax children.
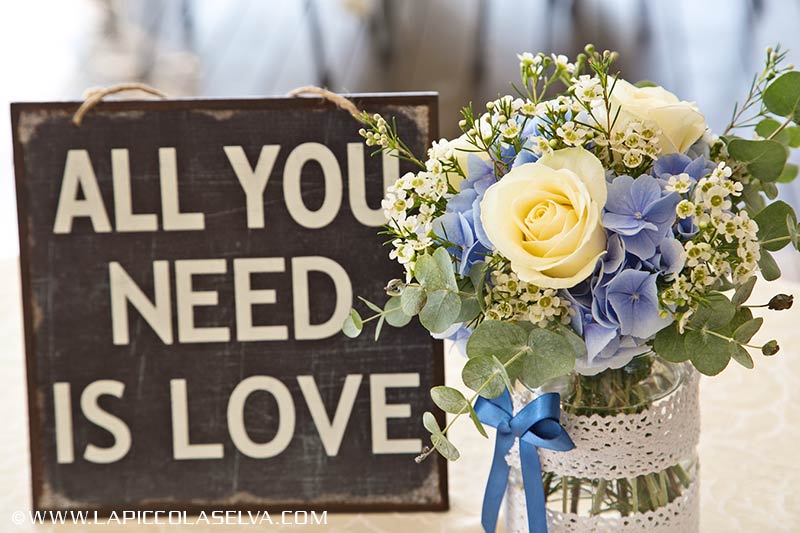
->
<box><xmin>662</xmin><ymin>162</ymin><xmax>761</xmax><ymax>314</ymax></box>
<box><xmin>605</xmin><ymin>120</ymin><xmax>662</xmax><ymax>168</ymax></box>
<box><xmin>570</xmin><ymin>74</ymin><xmax>604</xmax><ymax>107</ymax></box>
<box><xmin>484</xmin><ymin>261</ymin><xmax>572</xmax><ymax>327</ymax></box>
<box><xmin>359</xmin><ymin>114</ymin><xmax>390</xmax><ymax>147</ymax></box>
<box><xmin>382</xmin><ymin>170</ymin><xmax>448</xmax><ymax>279</ymax></box>
<box><xmin>517</xmin><ymin>52</ymin><xmax>576</xmax><ymax>79</ymax></box>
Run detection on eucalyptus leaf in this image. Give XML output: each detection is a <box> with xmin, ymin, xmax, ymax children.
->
<box><xmin>414</xmin><ymin>253</ymin><xmax>447</xmax><ymax>290</ymax></box>
<box><xmin>431</xmin><ymin>433</ymin><xmax>460</xmax><ymax>461</ymax></box>
<box><xmin>731</xmin><ymin>276</ymin><xmax>757</xmax><ymax>307</ymax></box>
<box><xmin>422</xmin><ymin>411</ymin><xmax>441</xmax><ymax>435</ymax></box>
<box><xmin>755</xmin><ymin>200</ymin><xmax>796</xmax><ymax>251</ymax></box>
<box><xmin>763</xmin><ymin>181</ymin><xmax>779</xmax><ymax>200</ymax></box>
<box><xmin>555</xmin><ymin>324</ymin><xmax>589</xmax><ymax>359</ymax></box>
<box><xmin>457</xmin><ymin>293</ymin><xmax>482</xmax><ymax>323</ymax></box>
<box><xmin>778</xmin><ymin>163</ymin><xmax>799</xmax><ymax>183</ymax></box>
<box><xmin>358</xmin><ymin>296</ymin><xmax>383</xmax><ymax>314</ymax></box>
<box><xmin>689</xmin><ymin>293</ymin><xmax>736</xmax><ymax>330</ymax></box>
<box><xmin>741</xmin><ymin>183</ymin><xmax>767</xmax><ymax>213</ymax></box>
<box><xmin>763</xmin><ymin>71</ymin><xmax>800</xmax><ymax>122</ymax></box>
<box><xmin>342</xmin><ymin>309</ymin><xmax>363</xmax><ymax>338</ymax></box>
<box><xmin>469</xmin><ymin>261</ymin><xmax>489</xmax><ymax>311</ymax></box>
<box><xmin>465</xmin><ymin>320</ymin><xmax>528</xmax><ymax>379</ymax></box>
<box><xmin>755</xmin><ymin>118</ymin><xmax>800</xmax><ymax>147</ymax></box>
<box><xmin>759</xmin><ymin>250</ymin><xmax>781</xmax><ymax>281</ymax></box>
<box><xmin>653</xmin><ymin>322</ymin><xmax>690</xmax><ymax>362</ymax></box>
<box><xmin>374</xmin><ymin>314</ymin><xmax>385</xmax><ymax>341</ymax></box>
<box><xmin>730</xmin><ymin>344</ymin><xmax>755</xmax><ymax>369</ymax></box>
<box><xmin>462</xmin><ymin>355</ymin><xmax>508</xmax><ymax>399</ymax></box>
<box><xmin>384</xmin><ymin>296</ymin><xmax>412</xmax><ymax>327</ymax></box>
<box><xmin>733</xmin><ymin>317</ymin><xmax>763</xmax><ymax>343</ymax></box>
<box><xmin>430</xmin><ymin>386</ymin><xmax>470</xmax><ymax>414</ymax></box>
<box><xmin>727</xmin><ymin>138</ymin><xmax>787</xmax><ymax>182</ymax></box>
<box><xmin>687</xmin><ymin>330</ymin><xmax>731</xmax><ymax>376</ymax></box>
<box><xmin>401</xmin><ymin>286</ymin><xmax>426</xmax><ymax>316</ymax></box>
<box><xmin>466</xmin><ymin>403</ymin><xmax>489</xmax><ymax>438</ymax></box>
<box><xmin>521</xmin><ymin>328</ymin><xmax>576</xmax><ymax>389</ymax></box>
<box><xmin>432</xmin><ymin>247</ymin><xmax>458</xmax><ymax>290</ymax></box>
<box><xmin>418</xmin><ymin>289</ymin><xmax>461</xmax><ymax>333</ymax></box>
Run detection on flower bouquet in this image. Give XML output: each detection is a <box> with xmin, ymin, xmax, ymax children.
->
<box><xmin>343</xmin><ymin>45</ymin><xmax>798</xmax><ymax>532</ymax></box>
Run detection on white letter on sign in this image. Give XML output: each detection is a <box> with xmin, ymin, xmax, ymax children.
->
<box><xmin>159</xmin><ymin>148</ymin><xmax>205</xmax><ymax>231</ymax></box>
<box><xmin>347</xmin><ymin>144</ymin><xmax>398</xmax><ymax>226</ymax></box>
<box><xmin>370</xmin><ymin>373</ymin><xmax>422</xmax><ymax>454</ymax></box>
<box><xmin>225</xmin><ymin>145</ymin><xmax>280</xmax><ymax>229</ymax></box>
<box><xmin>53</xmin><ymin>149</ymin><xmax>112</xmax><ymax>234</ymax></box>
<box><xmin>227</xmin><ymin>376</ymin><xmax>296</xmax><ymax>458</ymax></box>
<box><xmin>175</xmin><ymin>259</ymin><xmax>230</xmax><ymax>343</ymax></box>
<box><xmin>81</xmin><ymin>380</ymin><xmax>132</xmax><ymax>464</ymax></box>
<box><xmin>53</xmin><ymin>382</ymin><xmax>75</xmax><ymax>464</ymax></box>
<box><xmin>234</xmin><ymin>257</ymin><xmax>288</xmax><ymax>341</ymax></box>
<box><xmin>170</xmin><ymin>379</ymin><xmax>224</xmax><ymax>460</ymax></box>
<box><xmin>109</xmin><ymin>261</ymin><xmax>173</xmax><ymax>345</ymax></box>
<box><xmin>291</xmin><ymin>256</ymin><xmax>352</xmax><ymax>340</ymax></box>
<box><xmin>111</xmin><ymin>148</ymin><xmax>158</xmax><ymax>232</ymax></box>
<box><xmin>283</xmin><ymin>142</ymin><xmax>342</xmax><ymax>229</ymax></box>
<box><xmin>297</xmin><ymin>374</ymin><xmax>362</xmax><ymax>456</ymax></box>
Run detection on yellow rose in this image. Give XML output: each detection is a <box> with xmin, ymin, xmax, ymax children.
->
<box><xmin>480</xmin><ymin>148</ymin><xmax>607</xmax><ymax>289</ymax></box>
<box><xmin>607</xmin><ymin>78</ymin><xmax>706</xmax><ymax>154</ymax></box>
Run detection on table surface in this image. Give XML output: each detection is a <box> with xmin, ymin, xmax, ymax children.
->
<box><xmin>1</xmin><ymin>257</ymin><xmax>798</xmax><ymax>532</ymax></box>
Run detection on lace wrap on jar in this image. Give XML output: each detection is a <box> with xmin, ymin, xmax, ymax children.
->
<box><xmin>505</xmin><ymin>366</ymin><xmax>700</xmax><ymax>532</ymax></box>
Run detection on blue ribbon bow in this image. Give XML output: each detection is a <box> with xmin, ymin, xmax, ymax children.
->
<box><xmin>475</xmin><ymin>390</ymin><xmax>574</xmax><ymax>533</ymax></box>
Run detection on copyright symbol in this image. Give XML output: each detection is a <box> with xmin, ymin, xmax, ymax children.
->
<box><xmin>11</xmin><ymin>511</ymin><xmax>25</xmax><ymax>525</ymax></box>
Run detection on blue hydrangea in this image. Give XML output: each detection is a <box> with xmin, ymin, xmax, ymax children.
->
<box><xmin>602</xmin><ymin>174</ymin><xmax>680</xmax><ymax>260</ymax></box>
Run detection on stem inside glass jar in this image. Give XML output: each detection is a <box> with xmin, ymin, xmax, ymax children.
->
<box><xmin>537</xmin><ymin>353</ymin><xmax>695</xmax><ymax>517</ymax></box>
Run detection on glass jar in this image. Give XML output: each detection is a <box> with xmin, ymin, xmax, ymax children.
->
<box><xmin>505</xmin><ymin>353</ymin><xmax>700</xmax><ymax>532</ymax></box>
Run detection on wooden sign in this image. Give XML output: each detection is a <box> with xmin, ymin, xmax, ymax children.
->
<box><xmin>11</xmin><ymin>94</ymin><xmax>447</xmax><ymax>513</ymax></box>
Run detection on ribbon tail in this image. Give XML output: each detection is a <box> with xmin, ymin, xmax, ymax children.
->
<box><xmin>520</xmin><ymin>440</ymin><xmax>549</xmax><ymax>533</ymax></box>
<box><xmin>481</xmin><ymin>433</ymin><xmax>514</xmax><ymax>533</ymax></box>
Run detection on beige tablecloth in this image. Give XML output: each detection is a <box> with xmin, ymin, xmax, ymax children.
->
<box><xmin>1</xmin><ymin>257</ymin><xmax>798</xmax><ymax>532</ymax></box>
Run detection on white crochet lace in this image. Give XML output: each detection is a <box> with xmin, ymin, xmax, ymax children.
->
<box><xmin>504</xmin><ymin>366</ymin><xmax>700</xmax><ymax>532</ymax></box>
<box><xmin>505</xmin><ymin>474</ymin><xmax>700</xmax><ymax>532</ymax></box>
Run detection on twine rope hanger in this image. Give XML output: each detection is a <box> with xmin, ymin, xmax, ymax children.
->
<box><xmin>287</xmin><ymin>85</ymin><xmax>363</xmax><ymax>118</ymax></box>
<box><xmin>72</xmin><ymin>83</ymin><xmax>168</xmax><ymax>126</ymax></box>
<box><xmin>72</xmin><ymin>83</ymin><xmax>363</xmax><ymax>127</ymax></box>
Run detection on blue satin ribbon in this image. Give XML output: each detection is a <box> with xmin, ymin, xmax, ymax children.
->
<box><xmin>475</xmin><ymin>391</ymin><xmax>574</xmax><ymax>533</ymax></box>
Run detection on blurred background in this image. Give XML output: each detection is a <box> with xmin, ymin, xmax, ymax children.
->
<box><xmin>2</xmin><ymin>0</ymin><xmax>800</xmax><ymax>276</ymax></box>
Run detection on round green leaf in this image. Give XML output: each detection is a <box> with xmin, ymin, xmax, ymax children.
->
<box><xmin>384</xmin><ymin>296</ymin><xmax>412</xmax><ymax>327</ymax></box>
<box><xmin>401</xmin><ymin>286</ymin><xmax>426</xmax><ymax>316</ymax></box>
<box><xmin>731</xmin><ymin>276</ymin><xmax>757</xmax><ymax>307</ymax></box>
<box><xmin>466</xmin><ymin>320</ymin><xmax>528</xmax><ymax>379</ymax></box>
<box><xmin>755</xmin><ymin>200</ymin><xmax>797</xmax><ymax>252</ymax></box>
<box><xmin>689</xmin><ymin>293</ymin><xmax>736</xmax><ymax>330</ymax></box>
<box><xmin>520</xmin><ymin>328</ymin><xmax>576</xmax><ymax>389</ymax></box>
<box><xmin>758</xmin><ymin>250</ymin><xmax>782</xmax><ymax>281</ymax></box>
<box><xmin>342</xmin><ymin>309</ymin><xmax>363</xmax><ymax>338</ymax></box>
<box><xmin>653</xmin><ymin>322</ymin><xmax>690</xmax><ymax>362</ymax></box>
<box><xmin>727</xmin><ymin>138</ymin><xmax>787</xmax><ymax>182</ymax></box>
<box><xmin>418</xmin><ymin>289</ymin><xmax>461</xmax><ymax>333</ymax></box>
<box><xmin>730</xmin><ymin>344</ymin><xmax>755</xmax><ymax>369</ymax></box>
<box><xmin>733</xmin><ymin>317</ymin><xmax>763</xmax><ymax>343</ymax></box>
<box><xmin>462</xmin><ymin>355</ymin><xmax>507</xmax><ymax>399</ymax></box>
<box><xmin>763</xmin><ymin>71</ymin><xmax>800</xmax><ymax>122</ymax></box>
<box><xmin>430</xmin><ymin>386</ymin><xmax>469</xmax><ymax>414</ymax></box>
<box><xmin>687</xmin><ymin>330</ymin><xmax>731</xmax><ymax>376</ymax></box>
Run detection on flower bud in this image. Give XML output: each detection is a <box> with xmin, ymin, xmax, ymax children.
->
<box><xmin>762</xmin><ymin>340</ymin><xmax>780</xmax><ymax>356</ymax></box>
<box><xmin>385</xmin><ymin>279</ymin><xmax>404</xmax><ymax>296</ymax></box>
<box><xmin>767</xmin><ymin>294</ymin><xmax>793</xmax><ymax>310</ymax></box>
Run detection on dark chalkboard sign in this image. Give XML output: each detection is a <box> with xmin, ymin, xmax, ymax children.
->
<box><xmin>11</xmin><ymin>93</ymin><xmax>446</xmax><ymax>513</ymax></box>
